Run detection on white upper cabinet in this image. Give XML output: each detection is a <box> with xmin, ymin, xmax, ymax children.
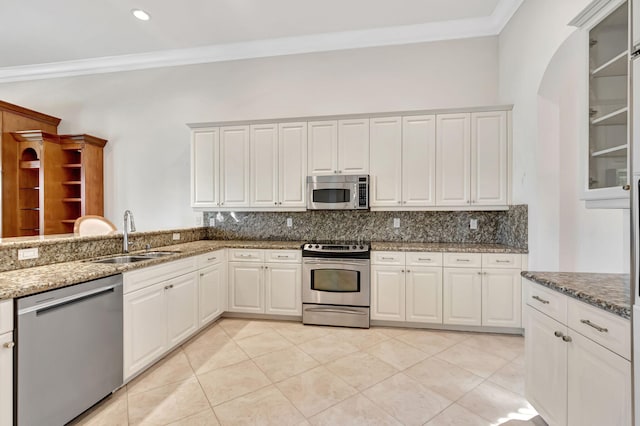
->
<box><xmin>634</xmin><ymin>0</ymin><xmax>640</xmax><ymax>52</ymax></box>
<box><xmin>370</xmin><ymin>117</ymin><xmax>402</xmax><ymax>207</ymax></box>
<box><xmin>220</xmin><ymin>126</ymin><xmax>251</xmax><ymax>208</ymax></box>
<box><xmin>403</xmin><ymin>115</ymin><xmax>436</xmax><ymax>207</ymax></box>
<box><xmin>308</xmin><ymin>119</ymin><xmax>369</xmax><ymax>175</ymax></box>
<box><xmin>191</xmin><ymin>128</ymin><xmax>219</xmax><ymax>208</ymax></box>
<box><xmin>250</xmin><ymin>124</ymin><xmax>279</xmax><ymax>207</ymax></box>
<box><xmin>471</xmin><ymin>111</ymin><xmax>509</xmax><ymax>206</ymax></box>
<box><xmin>436</xmin><ymin>113</ymin><xmax>471</xmax><ymax>206</ymax></box>
<box><xmin>278</xmin><ymin>122</ymin><xmax>307</xmax><ymax>208</ymax></box>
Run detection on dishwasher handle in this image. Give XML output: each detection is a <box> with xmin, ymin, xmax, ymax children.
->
<box><xmin>18</xmin><ymin>284</ymin><xmax>119</xmax><ymax>316</ymax></box>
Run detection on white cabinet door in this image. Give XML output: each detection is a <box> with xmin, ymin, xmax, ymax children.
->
<box><xmin>436</xmin><ymin>113</ymin><xmax>471</xmax><ymax>206</ymax></box>
<box><xmin>228</xmin><ymin>262</ymin><xmax>264</xmax><ymax>313</ymax></box>
<box><xmin>199</xmin><ymin>263</ymin><xmax>225</xmax><ymax>326</ymax></box>
<box><xmin>166</xmin><ymin>272</ymin><xmax>199</xmax><ymax>348</ymax></box>
<box><xmin>191</xmin><ymin>128</ymin><xmax>219</xmax><ymax>208</ymax></box>
<box><xmin>308</xmin><ymin>121</ymin><xmax>338</xmax><ymax>175</ymax></box>
<box><xmin>635</xmin><ymin>4</ymin><xmax>640</xmax><ymax>53</ymax></box>
<box><xmin>403</xmin><ymin>115</ymin><xmax>436</xmax><ymax>207</ymax></box>
<box><xmin>471</xmin><ymin>111</ymin><xmax>508</xmax><ymax>206</ymax></box>
<box><xmin>371</xmin><ymin>266</ymin><xmax>405</xmax><ymax>321</ymax></box>
<box><xmin>220</xmin><ymin>125</ymin><xmax>250</xmax><ymax>207</ymax></box>
<box><xmin>406</xmin><ymin>266</ymin><xmax>442</xmax><ymax>324</ymax></box>
<box><xmin>443</xmin><ymin>267</ymin><xmax>481</xmax><ymax>325</ymax></box>
<box><xmin>279</xmin><ymin>122</ymin><xmax>307</xmax><ymax>208</ymax></box>
<box><xmin>369</xmin><ymin>116</ymin><xmax>402</xmax><ymax>207</ymax></box>
<box><xmin>482</xmin><ymin>268</ymin><xmax>521</xmax><ymax>328</ymax></box>
<box><xmin>567</xmin><ymin>331</ymin><xmax>631</xmax><ymax>426</ymax></box>
<box><xmin>123</xmin><ymin>283</ymin><xmax>167</xmax><ymax>379</ymax></box>
<box><xmin>525</xmin><ymin>306</ymin><xmax>568</xmax><ymax>426</ymax></box>
<box><xmin>265</xmin><ymin>263</ymin><xmax>301</xmax><ymax>316</ymax></box>
<box><xmin>0</xmin><ymin>332</ymin><xmax>13</xmax><ymax>426</ymax></box>
<box><xmin>338</xmin><ymin>118</ymin><xmax>369</xmax><ymax>174</ymax></box>
<box><xmin>250</xmin><ymin>124</ymin><xmax>278</xmax><ymax>207</ymax></box>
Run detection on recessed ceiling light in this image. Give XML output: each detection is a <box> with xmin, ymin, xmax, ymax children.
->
<box><xmin>131</xmin><ymin>9</ymin><xmax>151</xmax><ymax>21</ymax></box>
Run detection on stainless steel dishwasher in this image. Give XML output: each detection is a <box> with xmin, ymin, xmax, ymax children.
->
<box><xmin>15</xmin><ymin>274</ymin><xmax>123</xmax><ymax>426</ymax></box>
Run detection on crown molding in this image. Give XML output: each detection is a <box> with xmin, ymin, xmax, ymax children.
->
<box><xmin>0</xmin><ymin>0</ymin><xmax>523</xmax><ymax>84</ymax></box>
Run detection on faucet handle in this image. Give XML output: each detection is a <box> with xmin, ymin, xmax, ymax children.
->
<box><xmin>145</xmin><ymin>244</ymin><xmax>151</xmax><ymax>251</ymax></box>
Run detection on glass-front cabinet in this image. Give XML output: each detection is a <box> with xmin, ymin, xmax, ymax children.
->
<box><xmin>574</xmin><ymin>0</ymin><xmax>630</xmax><ymax>208</ymax></box>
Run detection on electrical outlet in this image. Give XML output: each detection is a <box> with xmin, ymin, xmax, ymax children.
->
<box><xmin>18</xmin><ymin>247</ymin><xmax>38</xmax><ymax>260</ymax></box>
<box><xmin>209</xmin><ymin>218</ymin><xmax>215</xmax><ymax>227</ymax></box>
<box><xmin>286</xmin><ymin>218</ymin><xmax>293</xmax><ymax>227</ymax></box>
<box><xmin>393</xmin><ymin>218</ymin><xmax>400</xmax><ymax>228</ymax></box>
<box><xmin>194</xmin><ymin>213</ymin><xmax>203</xmax><ymax>227</ymax></box>
<box><xmin>172</xmin><ymin>232</ymin><xmax>180</xmax><ymax>241</ymax></box>
<box><xmin>470</xmin><ymin>219</ymin><xmax>478</xmax><ymax>230</ymax></box>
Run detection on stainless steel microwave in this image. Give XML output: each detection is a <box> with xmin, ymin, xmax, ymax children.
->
<box><xmin>306</xmin><ymin>175</ymin><xmax>369</xmax><ymax>210</ymax></box>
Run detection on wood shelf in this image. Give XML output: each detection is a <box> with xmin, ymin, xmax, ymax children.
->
<box><xmin>20</xmin><ymin>207</ymin><xmax>39</xmax><ymax>211</ymax></box>
<box><xmin>62</xmin><ymin>164</ymin><xmax>82</xmax><ymax>168</ymax></box>
<box><xmin>592</xmin><ymin>144</ymin><xmax>627</xmax><ymax>157</ymax></box>
<box><xmin>19</xmin><ymin>186</ymin><xmax>39</xmax><ymax>190</ymax></box>
<box><xmin>591</xmin><ymin>51</ymin><xmax>628</xmax><ymax>77</ymax></box>
<box><xmin>61</xmin><ymin>220</ymin><xmax>76</xmax><ymax>224</ymax></box>
<box><xmin>62</xmin><ymin>198</ymin><xmax>82</xmax><ymax>202</ymax></box>
<box><xmin>62</xmin><ymin>181</ymin><xmax>81</xmax><ymax>185</ymax></box>
<box><xmin>19</xmin><ymin>160</ymin><xmax>40</xmax><ymax>169</ymax></box>
<box><xmin>591</xmin><ymin>107</ymin><xmax>628</xmax><ymax>126</ymax></box>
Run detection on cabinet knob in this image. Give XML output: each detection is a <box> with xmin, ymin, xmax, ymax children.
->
<box><xmin>334</xmin><ymin>170</ymin><xmax>338</xmax><ymax>173</ymax></box>
<box><xmin>554</xmin><ymin>331</ymin><xmax>564</xmax><ymax>338</ymax></box>
<box><xmin>397</xmin><ymin>201</ymin><xmax>402</xmax><ymax>204</ymax></box>
<box><xmin>401</xmin><ymin>269</ymin><xmax>405</xmax><ymax>273</ymax></box>
<box><xmin>406</xmin><ymin>270</ymin><xmax>411</xmax><ymax>273</ymax></box>
<box><xmin>562</xmin><ymin>335</ymin><xmax>572</xmax><ymax>343</ymax></box>
<box><xmin>3</xmin><ymin>342</ymin><xmax>14</xmax><ymax>349</ymax></box>
<box><xmin>274</xmin><ymin>202</ymin><xmax>278</xmax><ymax>205</ymax></box>
<box><xmin>622</xmin><ymin>184</ymin><xmax>630</xmax><ymax>191</ymax></box>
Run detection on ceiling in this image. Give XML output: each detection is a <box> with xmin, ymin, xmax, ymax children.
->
<box><xmin>0</xmin><ymin>0</ymin><xmax>522</xmax><ymax>82</ymax></box>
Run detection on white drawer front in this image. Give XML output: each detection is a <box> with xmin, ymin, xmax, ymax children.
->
<box><xmin>568</xmin><ymin>298</ymin><xmax>630</xmax><ymax>360</ymax></box>
<box><xmin>406</xmin><ymin>252</ymin><xmax>443</xmax><ymax>267</ymax></box>
<box><xmin>372</xmin><ymin>251</ymin><xmax>405</xmax><ymax>265</ymax></box>
<box><xmin>124</xmin><ymin>257</ymin><xmax>198</xmax><ymax>294</ymax></box>
<box><xmin>0</xmin><ymin>300</ymin><xmax>12</xmax><ymax>334</ymax></box>
<box><xmin>524</xmin><ymin>279</ymin><xmax>567</xmax><ymax>324</ymax></box>
<box><xmin>197</xmin><ymin>249</ymin><xmax>226</xmax><ymax>268</ymax></box>
<box><xmin>482</xmin><ymin>253</ymin><xmax>522</xmax><ymax>269</ymax></box>
<box><xmin>229</xmin><ymin>249</ymin><xmax>264</xmax><ymax>263</ymax></box>
<box><xmin>443</xmin><ymin>253</ymin><xmax>482</xmax><ymax>268</ymax></box>
<box><xmin>266</xmin><ymin>250</ymin><xmax>301</xmax><ymax>263</ymax></box>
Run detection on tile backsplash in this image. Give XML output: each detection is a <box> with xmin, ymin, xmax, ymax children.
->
<box><xmin>205</xmin><ymin>205</ymin><xmax>527</xmax><ymax>249</ymax></box>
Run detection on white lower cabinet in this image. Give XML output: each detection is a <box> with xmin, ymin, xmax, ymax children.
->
<box><xmin>371</xmin><ymin>266</ymin><xmax>405</xmax><ymax>321</ymax></box>
<box><xmin>524</xmin><ymin>280</ymin><xmax>631</xmax><ymax>426</ymax></box>
<box><xmin>406</xmin><ymin>267</ymin><xmax>443</xmax><ymax>323</ymax></box>
<box><xmin>0</xmin><ymin>331</ymin><xmax>12</xmax><ymax>426</ymax></box>
<box><xmin>166</xmin><ymin>273</ymin><xmax>199</xmax><ymax>348</ymax></box>
<box><xmin>443</xmin><ymin>268</ymin><xmax>482</xmax><ymax>326</ymax></box>
<box><xmin>228</xmin><ymin>263</ymin><xmax>264</xmax><ymax>313</ymax></box>
<box><xmin>265</xmin><ymin>263</ymin><xmax>302</xmax><ymax>315</ymax></box>
<box><xmin>199</xmin><ymin>256</ymin><xmax>227</xmax><ymax>326</ymax></box>
<box><xmin>481</xmin><ymin>268</ymin><xmax>521</xmax><ymax>328</ymax></box>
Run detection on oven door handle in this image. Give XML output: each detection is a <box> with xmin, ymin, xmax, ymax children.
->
<box><xmin>303</xmin><ymin>259</ymin><xmax>369</xmax><ymax>267</ymax></box>
<box><xmin>304</xmin><ymin>307</ymin><xmax>368</xmax><ymax>315</ymax></box>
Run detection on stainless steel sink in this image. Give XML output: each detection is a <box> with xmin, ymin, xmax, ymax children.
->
<box><xmin>139</xmin><ymin>251</ymin><xmax>180</xmax><ymax>258</ymax></box>
<box><xmin>91</xmin><ymin>256</ymin><xmax>150</xmax><ymax>264</ymax></box>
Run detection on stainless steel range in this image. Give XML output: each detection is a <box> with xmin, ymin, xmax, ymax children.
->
<box><xmin>302</xmin><ymin>242</ymin><xmax>370</xmax><ymax>328</ymax></box>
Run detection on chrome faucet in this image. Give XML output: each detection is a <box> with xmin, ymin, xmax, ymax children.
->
<box><xmin>123</xmin><ymin>210</ymin><xmax>136</xmax><ymax>253</ymax></box>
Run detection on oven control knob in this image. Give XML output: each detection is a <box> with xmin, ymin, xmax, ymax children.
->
<box><xmin>315</xmin><ymin>245</ymin><xmax>320</xmax><ymax>248</ymax></box>
<box><xmin>359</xmin><ymin>245</ymin><xmax>364</xmax><ymax>249</ymax></box>
<box><xmin>352</xmin><ymin>245</ymin><xmax>357</xmax><ymax>249</ymax></box>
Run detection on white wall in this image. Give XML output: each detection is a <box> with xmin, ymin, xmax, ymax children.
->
<box><xmin>0</xmin><ymin>37</ymin><xmax>499</xmax><ymax>232</ymax></box>
<box><xmin>500</xmin><ymin>0</ymin><xmax>628</xmax><ymax>272</ymax></box>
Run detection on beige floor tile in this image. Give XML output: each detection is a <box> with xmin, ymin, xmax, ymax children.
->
<box><xmin>274</xmin><ymin>324</ymin><xmax>333</xmax><ymax>345</ymax></box>
<box><xmin>363</xmin><ymin>373</ymin><xmax>452</xmax><ymax>426</ymax></box>
<box><xmin>235</xmin><ymin>330</ymin><xmax>293</xmax><ymax>357</ymax></box>
<box><xmin>74</xmin><ymin>388</ymin><xmax>129</xmax><ymax>426</ymax></box>
<box><xmin>424</xmin><ymin>403</ymin><xmax>489</xmax><ymax>426</ymax></box>
<box><xmin>488</xmin><ymin>361</ymin><xmax>525</xmax><ymax>396</ymax></box>
<box><xmin>435</xmin><ymin>342</ymin><xmax>510</xmax><ymax>378</ymax></box>
<box><xmin>253</xmin><ymin>346</ymin><xmax>319</xmax><ymax>382</ymax></box>
<box><xmin>183</xmin><ymin>337</ymin><xmax>249</xmax><ymax>375</ymax></box>
<box><xmin>366</xmin><ymin>339</ymin><xmax>428</xmax><ymax>370</ymax></box>
<box><xmin>512</xmin><ymin>354</ymin><xmax>526</xmax><ymax>367</ymax></box>
<box><xmin>463</xmin><ymin>334</ymin><xmax>524</xmax><ymax>361</ymax></box>
<box><xmin>329</xmin><ymin>328</ymin><xmax>390</xmax><ymax>350</ymax></box>
<box><xmin>404</xmin><ymin>357</ymin><xmax>484</xmax><ymax>401</ymax></box>
<box><xmin>309</xmin><ymin>394</ymin><xmax>402</xmax><ymax>426</ymax></box>
<box><xmin>325</xmin><ymin>351</ymin><xmax>398</xmax><ymax>391</ymax></box>
<box><xmin>218</xmin><ymin>319</ymin><xmax>274</xmax><ymax>340</ymax></box>
<box><xmin>214</xmin><ymin>385</ymin><xmax>305</xmax><ymax>425</ymax></box>
<box><xmin>298</xmin><ymin>334</ymin><xmax>359</xmax><ymax>363</ymax></box>
<box><xmin>276</xmin><ymin>366</ymin><xmax>358</xmax><ymax>417</ymax></box>
<box><xmin>127</xmin><ymin>377</ymin><xmax>210</xmax><ymax>426</ymax></box>
<box><xmin>395</xmin><ymin>329</ymin><xmax>460</xmax><ymax>356</ymax></box>
<box><xmin>372</xmin><ymin>327</ymin><xmax>411</xmax><ymax>338</ymax></box>
<box><xmin>457</xmin><ymin>382</ymin><xmax>537</xmax><ymax>424</ymax></box>
<box><xmin>166</xmin><ymin>409</ymin><xmax>220</xmax><ymax>426</ymax></box>
<box><xmin>128</xmin><ymin>349</ymin><xmax>195</xmax><ymax>395</ymax></box>
<box><xmin>197</xmin><ymin>359</ymin><xmax>271</xmax><ymax>406</ymax></box>
<box><xmin>184</xmin><ymin>325</ymin><xmax>231</xmax><ymax>351</ymax></box>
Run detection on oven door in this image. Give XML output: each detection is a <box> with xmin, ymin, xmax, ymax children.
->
<box><xmin>307</xmin><ymin>183</ymin><xmax>356</xmax><ymax>210</ymax></box>
<box><xmin>302</xmin><ymin>258</ymin><xmax>370</xmax><ymax>306</ymax></box>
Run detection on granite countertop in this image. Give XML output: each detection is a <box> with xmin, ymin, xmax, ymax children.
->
<box><xmin>521</xmin><ymin>271</ymin><xmax>630</xmax><ymax>319</ymax></box>
<box><xmin>0</xmin><ymin>239</ymin><xmax>524</xmax><ymax>301</ymax></box>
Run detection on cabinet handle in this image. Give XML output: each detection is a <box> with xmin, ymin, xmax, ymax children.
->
<box><xmin>495</xmin><ymin>260</ymin><xmax>511</xmax><ymax>264</ymax></box>
<box><xmin>238</xmin><ymin>254</ymin><xmax>252</xmax><ymax>258</ymax></box>
<box><xmin>418</xmin><ymin>258</ymin><xmax>431</xmax><ymax>261</ymax></box>
<box><xmin>199</xmin><ymin>273</ymin><xmax>204</xmax><ymax>277</ymax></box>
<box><xmin>3</xmin><ymin>342</ymin><xmax>14</xmax><ymax>349</ymax></box>
<box><xmin>623</xmin><ymin>184</ymin><xmax>631</xmax><ymax>191</ymax></box>
<box><xmin>456</xmin><ymin>259</ymin><xmax>470</xmax><ymax>262</ymax></box>
<box><xmin>562</xmin><ymin>335</ymin><xmax>572</xmax><ymax>343</ymax></box>
<box><xmin>207</xmin><ymin>257</ymin><xmax>217</xmax><ymax>261</ymax></box>
<box><xmin>381</xmin><ymin>257</ymin><xmax>395</xmax><ymax>260</ymax></box>
<box><xmin>554</xmin><ymin>331</ymin><xmax>564</xmax><ymax>338</ymax></box>
<box><xmin>580</xmin><ymin>319</ymin><xmax>608</xmax><ymax>333</ymax></box>
<box><xmin>532</xmin><ymin>295</ymin><xmax>550</xmax><ymax>304</ymax></box>
<box><xmin>277</xmin><ymin>255</ymin><xmax>289</xmax><ymax>258</ymax></box>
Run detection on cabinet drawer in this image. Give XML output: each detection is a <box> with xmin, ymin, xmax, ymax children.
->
<box><xmin>524</xmin><ymin>279</ymin><xmax>567</xmax><ymax>324</ymax></box>
<box><xmin>443</xmin><ymin>253</ymin><xmax>482</xmax><ymax>268</ymax></box>
<box><xmin>124</xmin><ymin>257</ymin><xmax>198</xmax><ymax>294</ymax></box>
<box><xmin>266</xmin><ymin>250</ymin><xmax>301</xmax><ymax>263</ymax></box>
<box><xmin>568</xmin><ymin>298</ymin><xmax>630</xmax><ymax>360</ymax></box>
<box><xmin>406</xmin><ymin>252</ymin><xmax>443</xmax><ymax>267</ymax></box>
<box><xmin>372</xmin><ymin>251</ymin><xmax>405</xmax><ymax>265</ymax></box>
<box><xmin>229</xmin><ymin>249</ymin><xmax>264</xmax><ymax>262</ymax></box>
<box><xmin>197</xmin><ymin>249</ymin><xmax>226</xmax><ymax>268</ymax></box>
<box><xmin>0</xmin><ymin>300</ymin><xmax>12</xmax><ymax>334</ymax></box>
<box><xmin>482</xmin><ymin>253</ymin><xmax>522</xmax><ymax>269</ymax></box>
